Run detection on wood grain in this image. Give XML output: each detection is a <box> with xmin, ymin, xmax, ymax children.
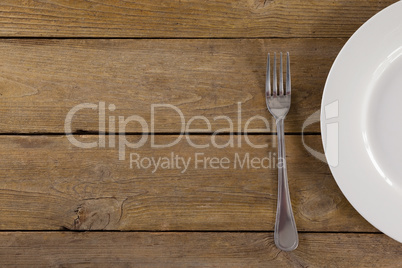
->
<box><xmin>1</xmin><ymin>232</ymin><xmax>401</xmax><ymax>267</ymax></box>
<box><xmin>0</xmin><ymin>135</ymin><xmax>374</xmax><ymax>232</ymax></box>
<box><xmin>0</xmin><ymin>0</ymin><xmax>397</xmax><ymax>38</ymax></box>
<box><xmin>0</xmin><ymin>38</ymin><xmax>342</xmax><ymax>133</ymax></box>
<box><xmin>1</xmin><ymin>0</ymin><xmax>399</xmax><ymax>264</ymax></box>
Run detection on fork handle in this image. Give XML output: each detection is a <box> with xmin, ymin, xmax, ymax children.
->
<box><xmin>274</xmin><ymin>119</ymin><xmax>298</xmax><ymax>251</ymax></box>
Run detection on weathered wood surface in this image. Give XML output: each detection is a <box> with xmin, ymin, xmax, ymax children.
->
<box><xmin>1</xmin><ymin>232</ymin><xmax>401</xmax><ymax>267</ymax></box>
<box><xmin>1</xmin><ymin>0</ymin><xmax>401</xmax><ymax>264</ymax></box>
<box><xmin>0</xmin><ymin>135</ymin><xmax>374</xmax><ymax>232</ymax></box>
<box><xmin>0</xmin><ymin>38</ymin><xmax>342</xmax><ymax>133</ymax></box>
<box><xmin>0</xmin><ymin>0</ymin><xmax>397</xmax><ymax>38</ymax></box>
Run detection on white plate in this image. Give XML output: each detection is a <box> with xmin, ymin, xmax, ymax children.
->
<box><xmin>321</xmin><ymin>1</ymin><xmax>402</xmax><ymax>243</ymax></box>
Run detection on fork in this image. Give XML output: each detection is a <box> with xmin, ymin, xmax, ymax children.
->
<box><xmin>266</xmin><ymin>52</ymin><xmax>298</xmax><ymax>251</ymax></box>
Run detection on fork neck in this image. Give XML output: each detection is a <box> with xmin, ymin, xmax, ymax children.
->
<box><xmin>275</xmin><ymin>118</ymin><xmax>285</xmax><ymax>130</ymax></box>
<box><xmin>275</xmin><ymin>118</ymin><xmax>287</xmax><ymax>172</ymax></box>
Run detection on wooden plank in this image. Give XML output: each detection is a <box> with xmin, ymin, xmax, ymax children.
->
<box><xmin>0</xmin><ymin>135</ymin><xmax>374</xmax><ymax>232</ymax></box>
<box><xmin>0</xmin><ymin>232</ymin><xmax>401</xmax><ymax>267</ymax></box>
<box><xmin>0</xmin><ymin>38</ymin><xmax>342</xmax><ymax>133</ymax></box>
<box><xmin>0</xmin><ymin>1</ymin><xmax>397</xmax><ymax>38</ymax></box>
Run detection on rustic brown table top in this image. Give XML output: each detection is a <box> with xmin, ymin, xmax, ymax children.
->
<box><xmin>1</xmin><ymin>1</ymin><xmax>402</xmax><ymax>267</ymax></box>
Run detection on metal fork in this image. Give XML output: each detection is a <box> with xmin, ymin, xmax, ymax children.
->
<box><xmin>266</xmin><ymin>52</ymin><xmax>298</xmax><ymax>251</ymax></box>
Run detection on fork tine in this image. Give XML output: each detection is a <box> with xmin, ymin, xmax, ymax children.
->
<box><xmin>266</xmin><ymin>53</ymin><xmax>271</xmax><ymax>96</ymax></box>
<box><xmin>286</xmin><ymin>52</ymin><xmax>291</xmax><ymax>95</ymax></box>
<box><xmin>273</xmin><ymin>53</ymin><xmax>277</xmax><ymax>96</ymax></box>
<box><xmin>279</xmin><ymin>52</ymin><xmax>284</xmax><ymax>95</ymax></box>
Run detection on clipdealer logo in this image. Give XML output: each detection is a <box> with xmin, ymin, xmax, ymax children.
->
<box><xmin>65</xmin><ymin>101</ymin><xmax>339</xmax><ymax>172</ymax></box>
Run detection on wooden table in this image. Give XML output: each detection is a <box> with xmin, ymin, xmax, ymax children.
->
<box><xmin>1</xmin><ymin>1</ymin><xmax>402</xmax><ymax>266</ymax></box>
